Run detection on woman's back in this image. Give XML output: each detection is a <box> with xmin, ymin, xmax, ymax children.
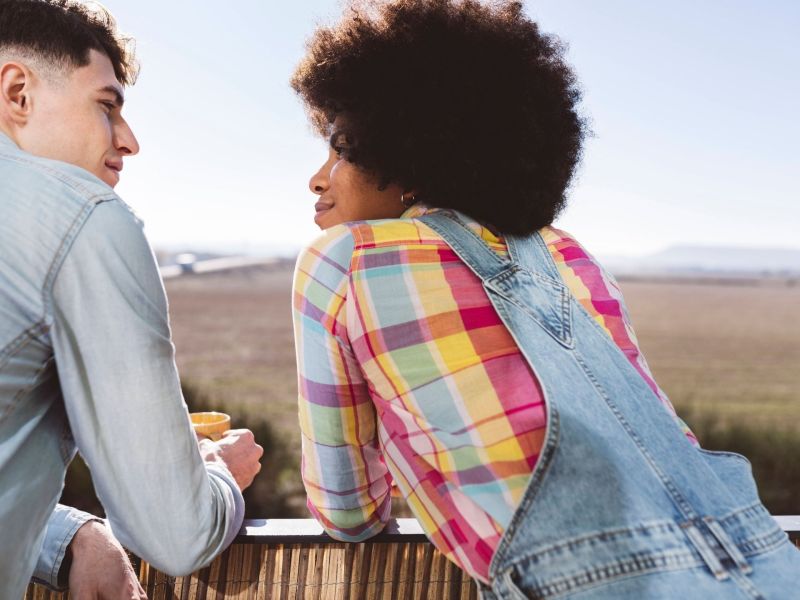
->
<box><xmin>293</xmin><ymin>204</ymin><xmax>694</xmax><ymax>582</ymax></box>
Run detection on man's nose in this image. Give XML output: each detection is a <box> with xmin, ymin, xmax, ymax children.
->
<box><xmin>116</xmin><ymin>119</ymin><xmax>140</xmax><ymax>156</ymax></box>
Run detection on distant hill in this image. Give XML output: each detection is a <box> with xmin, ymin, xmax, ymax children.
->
<box><xmin>603</xmin><ymin>245</ymin><xmax>800</xmax><ymax>277</ymax></box>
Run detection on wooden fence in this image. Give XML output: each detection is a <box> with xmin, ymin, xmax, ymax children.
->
<box><xmin>26</xmin><ymin>517</ymin><xmax>800</xmax><ymax>600</ymax></box>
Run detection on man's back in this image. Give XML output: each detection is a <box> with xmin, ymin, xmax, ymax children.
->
<box><xmin>0</xmin><ymin>2</ymin><xmax>262</xmax><ymax>595</ymax></box>
<box><xmin>0</xmin><ymin>133</ymin><xmax>119</xmax><ymax>594</ymax></box>
<box><xmin>0</xmin><ymin>132</ymin><xmax>249</xmax><ymax>598</ymax></box>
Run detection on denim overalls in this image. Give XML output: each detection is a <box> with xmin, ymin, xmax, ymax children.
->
<box><xmin>420</xmin><ymin>211</ymin><xmax>800</xmax><ymax>599</ymax></box>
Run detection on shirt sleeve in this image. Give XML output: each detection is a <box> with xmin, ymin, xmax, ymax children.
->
<box><xmin>31</xmin><ymin>504</ymin><xmax>102</xmax><ymax>590</ymax></box>
<box><xmin>47</xmin><ymin>199</ymin><xmax>244</xmax><ymax>576</ymax></box>
<box><xmin>292</xmin><ymin>225</ymin><xmax>392</xmax><ymax>542</ymax></box>
<box><xmin>599</xmin><ymin>264</ymin><xmax>699</xmax><ymax>446</ymax></box>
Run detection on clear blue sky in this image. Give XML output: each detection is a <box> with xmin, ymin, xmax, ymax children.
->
<box><xmin>102</xmin><ymin>0</ymin><xmax>799</xmax><ymax>257</ymax></box>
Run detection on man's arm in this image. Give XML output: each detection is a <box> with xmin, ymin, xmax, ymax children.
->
<box><xmin>47</xmin><ymin>199</ymin><xmax>255</xmax><ymax>575</ymax></box>
<box><xmin>32</xmin><ymin>506</ymin><xmax>147</xmax><ymax>597</ymax></box>
<box><xmin>66</xmin><ymin>520</ymin><xmax>147</xmax><ymax>600</ymax></box>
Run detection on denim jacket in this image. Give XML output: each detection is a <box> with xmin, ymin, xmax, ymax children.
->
<box><xmin>0</xmin><ymin>132</ymin><xmax>244</xmax><ymax>599</ymax></box>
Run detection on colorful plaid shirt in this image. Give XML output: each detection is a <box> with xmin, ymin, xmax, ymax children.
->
<box><xmin>292</xmin><ymin>205</ymin><xmax>696</xmax><ymax>583</ymax></box>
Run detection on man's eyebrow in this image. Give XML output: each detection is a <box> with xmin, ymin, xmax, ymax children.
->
<box><xmin>98</xmin><ymin>85</ymin><xmax>125</xmax><ymax>107</ymax></box>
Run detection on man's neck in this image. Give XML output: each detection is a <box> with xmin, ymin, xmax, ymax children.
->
<box><xmin>0</xmin><ymin>125</ymin><xmax>19</xmax><ymax>148</ymax></box>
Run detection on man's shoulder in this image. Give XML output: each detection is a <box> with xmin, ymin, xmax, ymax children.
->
<box><xmin>0</xmin><ymin>144</ymin><xmax>143</xmax><ymax>298</ymax></box>
<box><xmin>0</xmin><ymin>143</ymin><xmax>119</xmax><ymax>209</ymax></box>
<box><xmin>0</xmin><ymin>142</ymin><xmax>142</xmax><ymax>252</ymax></box>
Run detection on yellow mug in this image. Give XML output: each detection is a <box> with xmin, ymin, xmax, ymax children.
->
<box><xmin>190</xmin><ymin>411</ymin><xmax>231</xmax><ymax>441</ymax></box>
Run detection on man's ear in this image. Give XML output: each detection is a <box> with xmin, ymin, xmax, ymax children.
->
<box><xmin>0</xmin><ymin>62</ymin><xmax>33</xmax><ymax>125</ymax></box>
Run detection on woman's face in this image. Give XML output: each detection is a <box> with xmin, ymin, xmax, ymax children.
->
<box><xmin>308</xmin><ymin>126</ymin><xmax>406</xmax><ymax>229</ymax></box>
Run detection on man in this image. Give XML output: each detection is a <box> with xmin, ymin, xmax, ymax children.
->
<box><xmin>0</xmin><ymin>1</ymin><xmax>263</xmax><ymax>598</ymax></box>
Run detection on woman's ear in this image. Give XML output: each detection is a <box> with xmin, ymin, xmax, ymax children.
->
<box><xmin>401</xmin><ymin>190</ymin><xmax>419</xmax><ymax>208</ymax></box>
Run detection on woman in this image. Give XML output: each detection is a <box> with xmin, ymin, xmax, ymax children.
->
<box><xmin>290</xmin><ymin>1</ymin><xmax>799</xmax><ymax>597</ymax></box>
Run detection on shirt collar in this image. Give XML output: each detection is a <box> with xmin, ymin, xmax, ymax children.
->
<box><xmin>401</xmin><ymin>202</ymin><xmax>435</xmax><ymax>219</ymax></box>
<box><xmin>401</xmin><ymin>202</ymin><xmax>504</xmax><ymax>244</ymax></box>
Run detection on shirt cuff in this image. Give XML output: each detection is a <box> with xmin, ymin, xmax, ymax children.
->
<box><xmin>31</xmin><ymin>504</ymin><xmax>103</xmax><ymax>590</ymax></box>
<box><xmin>205</xmin><ymin>463</ymin><xmax>245</xmax><ymax>549</ymax></box>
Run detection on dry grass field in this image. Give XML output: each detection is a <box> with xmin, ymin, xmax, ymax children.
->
<box><xmin>165</xmin><ymin>267</ymin><xmax>800</xmax><ymax>436</ymax></box>
<box><xmin>617</xmin><ymin>276</ymin><xmax>800</xmax><ymax>429</ymax></box>
<box><xmin>166</xmin><ymin>265</ymin><xmax>300</xmax><ymax>439</ymax></box>
<box><xmin>153</xmin><ymin>266</ymin><xmax>800</xmax><ymax>517</ymax></box>
<box><xmin>61</xmin><ymin>265</ymin><xmax>799</xmax><ymax>518</ymax></box>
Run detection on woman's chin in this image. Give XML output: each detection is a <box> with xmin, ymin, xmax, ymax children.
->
<box><xmin>314</xmin><ymin>210</ymin><xmax>336</xmax><ymax>229</ymax></box>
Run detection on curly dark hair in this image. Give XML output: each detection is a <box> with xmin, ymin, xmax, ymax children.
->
<box><xmin>292</xmin><ymin>0</ymin><xmax>586</xmax><ymax>235</ymax></box>
<box><xmin>0</xmin><ymin>0</ymin><xmax>137</xmax><ymax>85</ymax></box>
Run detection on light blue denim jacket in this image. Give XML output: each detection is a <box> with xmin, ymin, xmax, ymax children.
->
<box><xmin>0</xmin><ymin>132</ymin><xmax>244</xmax><ymax>599</ymax></box>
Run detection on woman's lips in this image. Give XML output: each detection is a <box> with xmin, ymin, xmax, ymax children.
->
<box><xmin>314</xmin><ymin>201</ymin><xmax>333</xmax><ymax>224</ymax></box>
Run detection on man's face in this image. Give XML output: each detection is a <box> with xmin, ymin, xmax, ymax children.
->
<box><xmin>17</xmin><ymin>49</ymin><xmax>139</xmax><ymax>188</ymax></box>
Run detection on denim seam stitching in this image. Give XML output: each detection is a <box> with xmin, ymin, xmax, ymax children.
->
<box><xmin>715</xmin><ymin>502</ymin><xmax>787</xmax><ymax>555</ymax></box>
<box><xmin>489</xmin><ymin>404</ymin><xmax>561</xmax><ymax>576</ymax></box>
<box><xmin>0</xmin><ymin>349</ymin><xmax>56</xmax><ymax>427</ymax></box>
<box><xmin>500</xmin><ymin>521</ymin><xmax>685</xmax><ymax>568</ymax></box>
<box><xmin>0</xmin><ymin>320</ymin><xmax>47</xmax><ymax>370</ymax></box>
<box><xmin>573</xmin><ymin>349</ymin><xmax>697</xmax><ymax>520</ymax></box>
<box><xmin>739</xmin><ymin>531</ymin><xmax>790</xmax><ymax>556</ymax></box>
<box><xmin>718</xmin><ymin>501</ymin><xmax>768</xmax><ymax>523</ymax></box>
<box><xmin>418</xmin><ymin>213</ymin><xmax>508</xmax><ymax>278</ymax></box>
<box><xmin>440</xmin><ymin>210</ymin><xmax>509</xmax><ymax>268</ymax></box>
<box><xmin>528</xmin><ymin>550</ymin><xmax>705</xmax><ymax>598</ymax></box>
<box><xmin>485</xmin><ymin>275</ymin><xmax>573</xmax><ymax>348</ymax></box>
<box><xmin>41</xmin><ymin>200</ymin><xmax>106</xmax><ymax>317</ymax></box>
<box><xmin>728</xmin><ymin>566</ymin><xmax>768</xmax><ymax>600</ymax></box>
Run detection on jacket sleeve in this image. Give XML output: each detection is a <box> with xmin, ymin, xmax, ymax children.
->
<box><xmin>31</xmin><ymin>504</ymin><xmax>102</xmax><ymax>589</ymax></box>
<box><xmin>48</xmin><ymin>199</ymin><xmax>244</xmax><ymax>576</ymax></box>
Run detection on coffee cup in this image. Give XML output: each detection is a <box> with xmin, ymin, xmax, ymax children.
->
<box><xmin>190</xmin><ymin>411</ymin><xmax>231</xmax><ymax>441</ymax></box>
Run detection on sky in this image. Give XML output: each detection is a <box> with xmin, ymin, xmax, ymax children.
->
<box><xmin>101</xmin><ymin>0</ymin><xmax>799</xmax><ymax>258</ymax></box>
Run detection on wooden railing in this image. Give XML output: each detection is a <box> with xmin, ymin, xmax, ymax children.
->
<box><xmin>25</xmin><ymin>519</ymin><xmax>477</xmax><ymax>600</ymax></box>
<box><xmin>26</xmin><ymin>517</ymin><xmax>800</xmax><ymax>600</ymax></box>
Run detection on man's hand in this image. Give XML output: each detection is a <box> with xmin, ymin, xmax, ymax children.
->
<box><xmin>199</xmin><ymin>428</ymin><xmax>263</xmax><ymax>491</ymax></box>
<box><xmin>67</xmin><ymin>520</ymin><xmax>147</xmax><ymax>600</ymax></box>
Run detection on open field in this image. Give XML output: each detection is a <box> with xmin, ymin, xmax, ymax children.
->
<box><xmin>617</xmin><ymin>276</ymin><xmax>800</xmax><ymax>429</ymax></box>
<box><xmin>165</xmin><ymin>267</ymin><xmax>800</xmax><ymax>438</ymax></box>
<box><xmin>163</xmin><ymin>266</ymin><xmax>800</xmax><ymax>516</ymax></box>
<box><xmin>61</xmin><ymin>266</ymin><xmax>800</xmax><ymax>518</ymax></box>
<box><xmin>166</xmin><ymin>265</ymin><xmax>300</xmax><ymax>440</ymax></box>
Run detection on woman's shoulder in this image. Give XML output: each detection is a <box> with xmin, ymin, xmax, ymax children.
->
<box><xmin>302</xmin><ymin>218</ymin><xmax>434</xmax><ymax>260</ymax></box>
<box><xmin>295</xmin><ymin>217</ymin><xmax>427</xmax><ymax>278</ymax></box>
<box><xmin>541</xmin><ymin>225</ymin><xmax>605</xmax><ymax>267</ymax></box>
<box><xmin>294</xmin><ymin>224</ymin><xmax>357</xmax><ymax>298</ymax></box>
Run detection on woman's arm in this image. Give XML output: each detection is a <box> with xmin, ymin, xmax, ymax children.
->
<box><xmin>292</xmin><ymin>226</ymin><xmax>392</xmax><ymax>541</ymax></box>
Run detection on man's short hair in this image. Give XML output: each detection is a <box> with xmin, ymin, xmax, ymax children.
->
<box><xmin>0</xmin><ymin>0</ymin><xmax>137</xmax><ymax>85</ymax></box>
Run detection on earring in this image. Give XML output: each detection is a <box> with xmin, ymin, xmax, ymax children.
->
<box><xmin>400</xmin><ymin>192</ymin><xmax>416</xmax><ymax>208</ymax></box>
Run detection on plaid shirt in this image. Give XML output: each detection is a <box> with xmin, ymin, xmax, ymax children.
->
<box><xmin>292</xmin><ymin>205</ymin><xmax>695</xmax><ymax>583</ymax></box>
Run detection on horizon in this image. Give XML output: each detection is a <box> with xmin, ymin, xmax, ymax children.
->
<box><xmin>102</xmin><ymin>0</ymin><xmax>799</xmax><ymax>258</ymax></box>
<box><xmin>153</xmin><ymin>241</ymin><xmax>800</xmax><ymax>279</ymax></box>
